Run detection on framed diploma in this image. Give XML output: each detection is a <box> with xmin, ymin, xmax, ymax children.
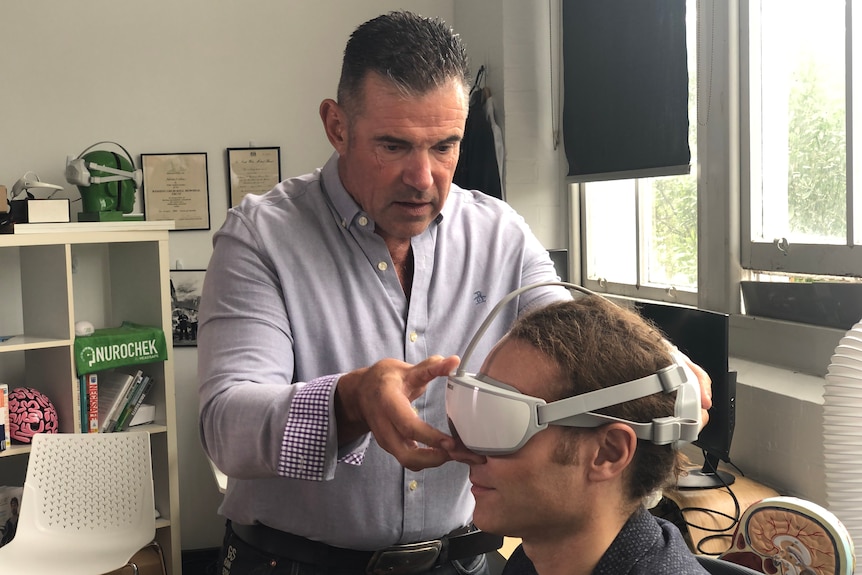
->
<box><xmin>141</xmin><ymin>152</ymin><xmax>211</xmax><ymax>231</ymax></box>
<box><xmin>227</xmin><ymin>147</ymin><xmax>282</xmax><ymax>207</ymax></box>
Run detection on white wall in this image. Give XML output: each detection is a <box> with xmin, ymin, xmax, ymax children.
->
<box><xmin>0</xmin><ymin>0</ymin><xmax>834</xmax><ymax>553</ymax></box>
<box><xmin>455</xmin><ymin>0</ymin><xmax>569</xmax><ymax>251</ymax></box>
<box><xmin>0</xmin><ymin>0</ymin><xmax>456</xmax><ymax>551</ymax></box>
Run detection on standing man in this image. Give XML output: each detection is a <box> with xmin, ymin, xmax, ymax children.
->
<box><xmin>198</xmin><ymin>11</ymin><xmax>565</xmax><ymax>575</ymax></box>
<box><xmin>198</xmin><ymin>10</ymin><xmax>712</xmax><ymax>575</ymax></box>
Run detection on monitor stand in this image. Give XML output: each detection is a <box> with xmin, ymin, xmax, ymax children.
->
<box><xmin>677</xmin><ymin>454</ymin><xmax>736</xmax><ymax>489</ymax></box>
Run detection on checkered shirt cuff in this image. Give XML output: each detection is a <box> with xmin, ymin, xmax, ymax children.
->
<box><xmin>277</xmin><ymin>374</ymin><xmax>364</xmax><ymax>480</ymax></box>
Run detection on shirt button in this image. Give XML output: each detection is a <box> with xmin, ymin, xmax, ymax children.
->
<box><xmin>358</xmin><ymin>216</ymin><xmax>368</xmax><ymax>226</ymax></box>
<box><xmin>378</xmin><ymin>261</ymin><xmax>388</xmax><ymax>271</ymax></box>
<box><xmin>408</xmin><ymin>480</ymin><xmax>418</xmax><ymax>491</ymax></box>
<box><xmin>409</xmin><ymin>331</ymin><xmax>418</xmax><ymax>342</ymax></box>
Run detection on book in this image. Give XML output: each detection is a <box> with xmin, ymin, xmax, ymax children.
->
<box><xmin>117</xmin><ymin>376</ymin><xmax>155</xmax><ymax>431</ymax></box>
<box><xmin>0</xmin><ymin>385</ymin><xmax>8</xmax><ymax>451</ymax></box>
<box><xmin>110</xmin><ymin>374</ymin><xmax>145</xmax><ymax>432</ymax></box>
<box><xmin>78</xmin><ymin>375</ymin><xmax>87</xmax><ymax>433</ymax></box>
<box><xmin>86</xmin><ymin>374</ymin><xmax>99</xmax><ymax>432</ymax></box>
<box><xmin>107</xmin><ymin>369</ymin><xmax>145</xmax><ymax>433</ymax></box>
<box><xmin>98</xmin><ymin>369</ymin><xmax>140</xmax><ymax>433</ymax></box>
<box><xmin>114</xmin><ymin>374</ymin><xmax>150</xmax><ymax>432</ymax></box>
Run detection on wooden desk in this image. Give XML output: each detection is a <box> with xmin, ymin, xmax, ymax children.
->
<box><xmin>655</xmin><ymin>471</ymin><xmax>780</xmax><ymax>555</ymax></box>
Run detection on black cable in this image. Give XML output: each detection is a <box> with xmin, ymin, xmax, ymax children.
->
<box><xmin>677</xmin><ymin>452</ymin><xmax>744</xmax><ymax>555</ymax></box>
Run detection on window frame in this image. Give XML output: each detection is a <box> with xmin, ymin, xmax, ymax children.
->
<box><xmin>740</xmin><ymin>0</ymin><xmax>862</xmax><ymax>277</ymax></box>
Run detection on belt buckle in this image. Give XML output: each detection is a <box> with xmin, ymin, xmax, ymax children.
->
<box><xmin>366</xmin><ymin>540</ymin><xmax>443</xmax><ymax>575</ymax></box>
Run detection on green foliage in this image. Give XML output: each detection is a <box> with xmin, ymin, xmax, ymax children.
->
<box><xmin>645</xmin><ymin>67</ymin><xmax>698</xmax><ymax>289</ymax></box>
<box><xmin>647</xmin><ymin>54</ymin><xmax>846</xmax><ymax>289</ymax></box>
<box><xmin>651</xmin><ymin>175</ymin><xmax>698</xmax><ymax>286</ymax></box>
<box><xmin>786</xmin><ymin>58</ymin><xmax>846</xmax><ymax>238</ymax></box>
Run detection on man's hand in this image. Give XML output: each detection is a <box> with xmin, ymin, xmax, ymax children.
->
<box><xmin>335</xmin><ymin>355</ymin><xmax>460</xmax><ymax>471</ymax></box>
<box><xmin>685</xmin><ymin>358</ymin><xmax>712</xmax><ymax>429</ymax></box>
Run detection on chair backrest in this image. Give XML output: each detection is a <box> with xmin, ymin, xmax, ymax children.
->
<box><xmin>0</xmin><ymin>431</ymin><xmax>155</xmax><ymax>574</ymax></box>
<box><xmin>207</xmin><ymin>456</ymin><xmax>228</xmax><ymax>494</ymax></box>
<box><xmin>696</xmin><ymin>555</ymin><xmax>768</xmax><ymax>575</ymax></box>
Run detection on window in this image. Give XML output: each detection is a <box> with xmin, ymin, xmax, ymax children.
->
<box><xmin>579</xmin><ymin>0</ymin><xmax>698</xmax><ymax>305</ymax></box>
<box><xmin>573</xmin><ymin>0</ymin><xmax>859</xmax><ymax>375</ymax></box>
<box><xmin>740</xmin><ymin>0</ymin><xmax>862</xmax><ymax>332</ymax></box>
<box><xmin>742</xmin><ymin>0</ymin><xmax>862</xmax><ymax>278</ymax></box>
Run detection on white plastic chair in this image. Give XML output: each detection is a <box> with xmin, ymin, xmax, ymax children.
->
<box><xmin>0</xmin><ymin>431</ymin><xmax>156</xmax><ymax>574</ymax></box>
<box><xmin>207</xmin><ymin>456</ymin><xmax>228</xmax><ymax>494</ymax></box>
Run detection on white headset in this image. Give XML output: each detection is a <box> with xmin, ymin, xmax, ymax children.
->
<box><xmin>65</xmin><ymin>141</ymin><xmax>143</xmax><ymax>189</ymax></box>
<box><xmin>445</xmin><ymin>282</ymin><xmax>702</xmax><ymax>455</ymax></box>
<box><xmin>9</xmin><ymin>171</ymin><xmax>63</xmax><ymax>200</ymax></box>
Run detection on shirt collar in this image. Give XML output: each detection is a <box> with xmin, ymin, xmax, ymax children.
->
<box><xmin>320</xmin><ymin>153</ymin><xmax>364</xmax><ymax>229</ymax></box>
<box><xmin>593</xmin><ymin>507</ymin><xmax>660</xmax><ymax>575</ymax></box>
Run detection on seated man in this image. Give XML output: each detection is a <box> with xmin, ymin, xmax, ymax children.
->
<box><xmin>447</xmin><ymin>295</ymin><xmax>708</xmax><ymax>575</ymax></box>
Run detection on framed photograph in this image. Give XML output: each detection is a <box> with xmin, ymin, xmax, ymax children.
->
<box><xmin>141</xmin><ymin>153</ymin><xmax>210</xmax><ymax>230</ymax></box>
<box><xmin>169</xmin><ymin>269</ymin><xmax>206</xmax><ymax>347</ymax></box>
<box><xmin>227</xmin><ymin>147</ymin><xmax>282</xmax><ymax>207</ymax></box>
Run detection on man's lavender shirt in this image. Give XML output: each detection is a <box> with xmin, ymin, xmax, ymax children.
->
<box><xmin>198</xmin><ymin>153</ymin><xmax>566</xmax><ymax>550</ymax></box>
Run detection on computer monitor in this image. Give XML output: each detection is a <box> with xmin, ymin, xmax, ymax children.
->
<box><xmin>633</xmin><ymin>300</ymin><xmax>737</xmax><ymax>489</ymax></box>
<box><xmin>547</xmin><ymin>249</ymin><xmax>569</xmax><ymax>283</ymax></box>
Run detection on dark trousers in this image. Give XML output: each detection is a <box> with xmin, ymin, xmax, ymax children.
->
<box><xmin>217</xmin><ymin>522</ymin><xmax>492</xmax><ymax>575</ymax></box>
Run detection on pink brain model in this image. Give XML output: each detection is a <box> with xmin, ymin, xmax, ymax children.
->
<box><xmin>8</xmin><ymin>387</ymin><xmax>59</xmax><ymax>443</ymax></box>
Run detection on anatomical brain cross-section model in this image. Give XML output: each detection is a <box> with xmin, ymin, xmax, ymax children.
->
<box><xmin>719</xmin><ymin>496</ymin><xmax>855</xmax><ymax>575</ymax></box>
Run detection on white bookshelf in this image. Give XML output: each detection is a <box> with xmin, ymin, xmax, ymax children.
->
<box><xmin>0</xmin><ymin>222</ymin><xmax>181</xmax><ymax>574</ymax></box>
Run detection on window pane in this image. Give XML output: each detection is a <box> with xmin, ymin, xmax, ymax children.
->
<box><xmin>584</xmin><ymin>180</ymin><xmax>637</xmax><ymax>285</ymax></box>
<box><xmin>754</xmin><ymin>0</ymin><xmax>846</xmax><ymax>244</ymax></box>
<box><xmin>643</xmin><ymin>175</ymin><xmax>698</xmax><ymax>289</ymax></box>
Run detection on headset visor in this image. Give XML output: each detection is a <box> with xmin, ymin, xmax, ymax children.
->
<box><xmin>445</xmin><ymin>374</ymin><xmax>546</xmax><ymax>455</ymax></box>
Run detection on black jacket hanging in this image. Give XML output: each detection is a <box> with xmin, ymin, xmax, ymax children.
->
<box><xmin>454</xmin><ymin>66</ymin><xmax>504</xmax><ymax>200</ymax></box>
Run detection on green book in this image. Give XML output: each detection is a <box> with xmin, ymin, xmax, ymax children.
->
<box><xmin>116</xmin><ymin>375</ymin><xmax>154</xmax><ymax>432</ymax></box>
<box><xmin>99</xmin><ymin>369</ymin><xmax>140</xmax><ymax>433</ymax></box>
<box><xmin>79</xmin><ymin>374</ymin><xmax>88</xmax><ymax>433</ymax></box>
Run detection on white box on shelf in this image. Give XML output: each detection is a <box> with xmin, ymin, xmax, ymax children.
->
<box><xmin>10</xmin><ymin>199</ymin><xmax>70</xmax><ymax>223</ymax></box>
<box><xmin>128</xmin><ymin>404</ymin><xmax>155</xmax><ymax>427</ymax></box>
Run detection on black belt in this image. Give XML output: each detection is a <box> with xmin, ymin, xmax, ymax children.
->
<box><xmin>230</xmin><ymin>521</ymin><xmax>503</xmax><ymax>575</ymax></box>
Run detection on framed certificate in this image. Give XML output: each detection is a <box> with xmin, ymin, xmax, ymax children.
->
<box><xmin>227</xmin><ymin>147</ymin><xmax>282</xmax><ymax>207</ymax></box>
<box><xmin>141</xmin><ymin>152</ymin><xmax>210</xmax><ymax>231</ymax></box>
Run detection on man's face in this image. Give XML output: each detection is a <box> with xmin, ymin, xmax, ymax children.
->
<box><xmin>335</xmin><ymin>73</ymin><xmax>468</xmax><ymax>241</ymax></box>
<box><xmin>466</xmin><ymin>338</ymin><xmax>590</xmax><ymax>541</ymax></box>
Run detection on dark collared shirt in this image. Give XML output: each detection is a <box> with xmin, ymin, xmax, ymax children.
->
<box><xmin>502</xmin><ymin>507</ymin><xmax>709</xmax><ymax>575</ymax></box>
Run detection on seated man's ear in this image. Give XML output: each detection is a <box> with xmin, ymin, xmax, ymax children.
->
<box><xmin>586</xmin><ymin>423</ymin><xmax>637</xmax><ymax>483</ymax></box>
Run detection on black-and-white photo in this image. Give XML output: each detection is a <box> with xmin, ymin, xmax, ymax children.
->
<box><xmin>170</xmin><ymin>270</ymin><xmax>206</xmax><ymax>347</ymax></box>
